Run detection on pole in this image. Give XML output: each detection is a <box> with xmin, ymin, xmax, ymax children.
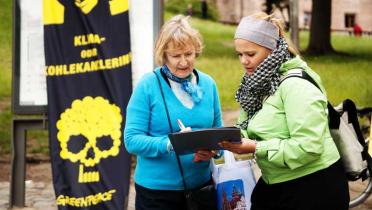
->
<box><xmin>153</xmin><ymin>0</ymin><xmax>163</xmax><ymax>68</ymax></box>
<box><xmin>10</xmin><ymin>117</ymin><xmax>47</xmax><ymax>208</ymax></box>
<box><xmin>289</xmin><ymin>0</ymin><xmax>300</xmax><ymax>50</ymax></box>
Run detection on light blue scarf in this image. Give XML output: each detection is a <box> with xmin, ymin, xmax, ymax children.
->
<box><xmin>161</xmin><ymin>65</ymin><xmax>203</xmax><ymax>103</ymax></box>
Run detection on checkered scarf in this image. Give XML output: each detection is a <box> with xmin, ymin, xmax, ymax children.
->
<box><xmin>235</xmin><ymin>38</ymin><xmax>291</xmax><ymax>129</ymax></box>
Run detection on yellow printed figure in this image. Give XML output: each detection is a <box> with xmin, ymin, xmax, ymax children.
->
<box><xmin>57</xmin><ymin>96</ymin><xmax>122</xmax><ymax>183</ymax></box>
<box><xmin>43</xmin><ymin>0</ymin><xmax>129</xmax><ymax>25</ymax></box>
<box><xmin>43</xmin><ymin>0</ymin><xmax>65</xmax><ymax>25</ymax></box>
<box><xmin>108</xmin><ymin>0</ymin><xmax>129</xmax><ymax>15</ymax></box>
<box><xmin>74</xmin><ymin>0</ymin><xmax>98</xmax><ymax>14</ymax></box>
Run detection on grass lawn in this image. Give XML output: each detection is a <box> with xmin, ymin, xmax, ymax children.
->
<box><xmin>187</xmin><ymin>16</ymin><xmax>372</xmax><ymax>109</ymax></box>
<box><xmin>0</xmin><ymin>0</ymin><xmax>12</xmax><ymax>99</ymax></box>
<box><xmin>0</xmin><ymin>0</ymin><xmax>12</xmax><ymax>155</ymax></box>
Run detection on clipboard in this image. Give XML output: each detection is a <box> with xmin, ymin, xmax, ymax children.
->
<box><xmin>168</xmin><ymin>127</ymin><xmax>241</xmax><ymax>155</ymax></box>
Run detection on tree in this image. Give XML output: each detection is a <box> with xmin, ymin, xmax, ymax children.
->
<box><xmin>264</xmin><ymin>0</ymin><xmax>288</xmax><ymax>15</ymax></box>
<box><xmin>305</xmin><ymin>0</ymin><xmax>335</xmax><ymax>54</ymax></box>
<box><xmin>201</xmin><ymin>0</ymin><xmax>208</xmax><ymax>19</ymax></box>
<box><xmin>264</xmin><ymin>0</ymin><xmax>289</xmax><ymax>30</ymax></box>
<box><xmin>264</xmin><ymin>0</ymin><xmax>276</xmax><ymax>14</ymax></box>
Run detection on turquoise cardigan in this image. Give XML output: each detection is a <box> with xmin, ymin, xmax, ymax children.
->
<box><xmin>124</xmin><ymin>68</ymin><xmax>223</xmax><ymax>190</ymax></box>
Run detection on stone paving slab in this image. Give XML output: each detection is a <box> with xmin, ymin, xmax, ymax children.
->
<box><xmin>0</xmin><ymin>109</ymin><xmax>243</xmax><ymax>210</ymax></box>
<box><xmin>2</xmin><ymin>111</ymin><xmax>372</xmax><ymax>209</ymax></box>
<box><xmin>2</xmin><ymin>169</ymin><xmax>372</xmax><ymax>210</ymax></box>
<box><xmin>0</xmin><ymin>181</ymin><xmax>135</xmax><ymax>210</ymax></box>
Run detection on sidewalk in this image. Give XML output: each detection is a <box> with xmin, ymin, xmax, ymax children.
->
<box><xmin>2</xmin><ymin>110</ymin><xmax>371</xmax><ymax>209</ymax></box>
<box><xmin>2</xmin><ymin>165</ymin><xmax>372</xmax><ymax>210</ymax></box>
<box><xmin>0</xmin><ymin>110</ymin><xmax>241</xmax><ymax>210</ymax></box>
<box><xmin>0</xmin><ymin>180</ymin><xmax>135</xmax><ymax>210</ymax></box>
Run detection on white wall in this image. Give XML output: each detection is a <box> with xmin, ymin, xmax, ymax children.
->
<box><xmin>129</xmin><ymin>0</ymin><xmax>157</xmax><ymax>87</ymax></box>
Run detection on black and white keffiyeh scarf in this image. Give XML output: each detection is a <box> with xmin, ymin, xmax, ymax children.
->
<box><xmin>235</xmin><ymin>38</ymin><xmax>291</xmax><ymax>129</ymax></box>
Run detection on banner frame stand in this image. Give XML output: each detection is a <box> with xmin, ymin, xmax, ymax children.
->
<box><xmin>9</xmin><ymin>117</ymin><xmax>47</xmax><ymax>208</ymax></box>
<box><xmin>10</xmin><ymin>0</ymin><xmax>164</xmax><ymax>208</ymax></box>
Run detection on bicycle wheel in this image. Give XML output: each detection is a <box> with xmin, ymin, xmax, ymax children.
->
<box><xmin>349</xmin><ymin>170</ymin><xmax>372</xmax><ymax>208</ymax></box>
<box><xmin>349</xmin><ymin>137</ymin><xmax>372</xmax><ymax>208</ymax></box>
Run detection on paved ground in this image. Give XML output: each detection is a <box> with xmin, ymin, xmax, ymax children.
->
<box><xmin>0</xmin><ymin>110</ymin><xmax>240</xmax><ymax>210</ymax></box>
<box><xmin>0</xmin><ymin>180</ymin><xmax>136</xmax><ymax>210</ymax></box>
<box><xmin>2</xmin><ymin>165</ymin><xmax>372</xmax><ymax>210</ymax></box>
<box><xmin>0</xmin><ymin>158</ymin><xmax>136</xmax><ymax>210</ymax></box>
<box><xmin>1</xmin><ymin>110</ymin><xmax>372</xmax><ymax>209</ymax></box>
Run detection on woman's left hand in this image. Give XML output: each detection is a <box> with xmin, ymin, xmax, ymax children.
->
<box><xmin>194</xmin><ymin>150</ymin><xmax>217</xmax><ymax>162</ymax></box>
<box><xmin>219</xmin><ymin>138</ymin><xmax>256</xmax><ymax>154</ymax></box>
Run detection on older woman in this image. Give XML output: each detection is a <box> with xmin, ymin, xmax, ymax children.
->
<box><xmin>124</xmin><ymin>15</ymin><xmax>221</xmax><ymax>210</ymax></box>
<box><xmin>220</xmin><ymin>13</ymin><xmax>349</xmax><ymax>210</ymax></box>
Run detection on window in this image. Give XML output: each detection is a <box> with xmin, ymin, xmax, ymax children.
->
<box><xmin>303</xmin><ymin>11</ymin><xmax>311</xmax><ymax>28</ymax></box>
<box><xmin>345</xmin><ymin>13</ymin><xmax>355</xmax><ymax>27</ymax></box>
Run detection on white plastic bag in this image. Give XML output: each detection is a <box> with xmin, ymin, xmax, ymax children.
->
<box><xmin>212</xmin><ymin>151</ymin><xmax>256</xmax><ymax>210</ymax></box>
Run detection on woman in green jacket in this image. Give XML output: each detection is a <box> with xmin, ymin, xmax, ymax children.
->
<box><xmin>220</xmin><ymin>12</ymin><xmax>349</xmax><ymax>210</ymax></box>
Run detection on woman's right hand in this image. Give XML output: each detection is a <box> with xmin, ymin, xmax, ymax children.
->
<box><xmin>194</xmin><ymin>149</ymin><xmax>217</xmax><ymax>162</ymax></box>
<box><xmin>219</xmin><ymin>138</ymin><xmax>256</xmax><ymax>154</ymax></box>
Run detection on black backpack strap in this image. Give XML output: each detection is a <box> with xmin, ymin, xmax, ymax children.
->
<box><xmin>280</xmin><ymin>68</ymin><xmax>320</xmax><ymax>91</ymax></box>
<box><xmin>280</xmin><ymin>69</ymin><xmax>340</xmax><ymax>129</ymax></box>
<box><xmin>341</xmin><ymin>99</ymin><xmax>372</xmax><ymax>180</ymax></box>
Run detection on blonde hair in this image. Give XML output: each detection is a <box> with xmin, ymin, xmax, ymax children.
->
<box><xmin>251</xmin><ymin>12</ymin><xmax>299</xmax><ymax>55</ymax></box>
<box><xmin>154</xmin><ymin>15</ymin><xmax>203</xmax><ymax>66</ymax></box>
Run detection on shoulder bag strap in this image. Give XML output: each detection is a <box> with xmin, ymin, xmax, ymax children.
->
<box><xmin>153</xmin><ymin>71</ymin><xmax>189</xmax><ymax>191</ymax></box>
<box><xmin>280</xmin><ymin>68</ymin><xmax>340</xmax><ymax>129</ymax></box>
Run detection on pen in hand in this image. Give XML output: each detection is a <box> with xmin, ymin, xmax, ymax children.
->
<box><xmin>176</xmin><ymin>119</ymin><xmax>203</xmax><ymax>162</ymax></box>
<box><xmin>177</xmin><ymin>119</ymin><xmax>191</xmax><ymax>132</ymax></box>
<box><xmin>176</xmin><ymin>119</ymin><xmax>200</xmax><ymax>161</ymax></box>
<box><xmin>177</xmin><ymin>119</ymin><xmax>186</xmax><ymax>131</ymax></box>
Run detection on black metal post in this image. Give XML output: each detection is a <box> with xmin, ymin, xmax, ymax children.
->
<box><xmin>10</xmin><ymin>117</ymin><xmax>47</xmax><ymax>208</ymax></box>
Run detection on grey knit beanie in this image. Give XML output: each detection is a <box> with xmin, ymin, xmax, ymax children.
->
<box><xmin>234</xmin><ymin>16</ymin><xmax>279</xmax><ymax>50</ymax></box>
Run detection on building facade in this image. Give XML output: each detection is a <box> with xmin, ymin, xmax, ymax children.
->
<box><xmin>216</xmin><ymin>0</ymin><xmax>372</xmax><ymax>34</ymax></box>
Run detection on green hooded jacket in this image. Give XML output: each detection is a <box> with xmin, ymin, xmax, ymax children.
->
<box><xmin>238</xmin><ymin>56</ymin><xmax>340</xmax><ymax>184</ymax></box>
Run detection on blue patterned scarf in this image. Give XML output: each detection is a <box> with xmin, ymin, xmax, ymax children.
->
<box><xmin>161</xmin><ymin>65</ymin><xmax>203</xmax><ymax>103</ymax></box>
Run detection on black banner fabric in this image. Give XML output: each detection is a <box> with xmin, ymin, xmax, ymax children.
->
<box><xmin>44</xmin><ymin>0</ymin><xmax>132</xmax><ymax>209</ymax></box>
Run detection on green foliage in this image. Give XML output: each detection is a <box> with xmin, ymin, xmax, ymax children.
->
<box><xmin>0</xmin><ymin>0</ymin><xmax>12</xmax><ymax>99</ymax></box>
<box><xmin>0</xmin><ymin>0</ymin><xmax>12</xmax><ymax>156</ymax></box>
<box><xmin>189</xmin><ymin>17</ymin><xmax>372</xmax><ymax>109</ymax></box>
<box><xmin>0</xmin><ymin>110</ymin><xmax>49</xmax><ymax>155</ymax></box>
<box><xmin>301</xmin><ymin>31</ymin><xmax>372</xmax><ymax>108</ymax></box>
<box><xmin>164</xmin><ymin>0</ymin><xmax>219</xmax><ymax>21</ymax></box>
<box><xmin>0</xmin><ymin>9</ymin><xmax>371</xmax><ymax>156</ymax></box>
<box><xmin>187</xmin><ymin>18</ymin><xmax>247</xmax><ymax>109</ymax></box>
<box><xmin>0</xmin><ymin>107</ymin><xmax>11</xmax><ymax>155</ymax></box>
<box><xmin>27</xmin><ymin>130</ymin><xmax>50</xmax><ymax>154</ymax></box>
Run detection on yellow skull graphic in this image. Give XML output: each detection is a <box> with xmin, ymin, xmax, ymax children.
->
<box><xmin>57</xmin><ymin>96</ymin><xmax>122</xmax><ymax>167</ymax></box>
